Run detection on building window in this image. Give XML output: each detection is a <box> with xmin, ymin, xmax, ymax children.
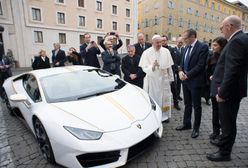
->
<box><xmin>145</xmin><ymin>34</ymin><xmax>149</xmax><ymax>41</ymax></box>
<box><xmin>126</xmin><ymin>8</ymin><xmax>130</xmax><ymax>17</ymax></box>
<box><xmin>145</xmin><ymin>19</ymin><xmax>149</xmax><ymax>27</ymax></box>
<box><xmin>233</xmin><ymin>11</ymin><xmax>236</xmax><ymax>15</ymax></box>
<box><xmin>126</xmin><ymin>24</ymin><xmax>130</xmax><ymax>32</ymax></box>
<box><xmin>112</xmin><ymin>5</ymin><xmax>117</xmax><ymax>15</ymax></box>
<box><xmin>56</xmin><ymin>0</ymin><xmax>64</xmax><ymax>3</ymax></box>
<box><xmin>32</xmin><ymin>8</ymin><xmax>41</xmax><ymax>21</ymax></box>
<box><xmin>211</xmin><ymin>15</ymin><xmax>214</xmax><ymax>20</ymax></box>
<box><xmin>204</xmin><ymin>12</ymin><xmax>208</xmax><ymax>19</ymax></box>
<box><xmin>78</xmin><ymin>0</ymin><xmax>84</xmax><ymax>7</ymax></box>
<box><xmin>195</xmin><ymin>0</ymin><xmax>200</xmax><ymax>4</ymax></box>
<box><xmin>204</xmin><ymin>24</ymin><xmax>208</xmax><ymax>32</ymax></box>
<box><xmin>126</xmin><ymin>39</ymin><xmax>130</xmax><ymax>46</ymax></box>
<box><xmin>179</xmin><ymin>18</ymin><xmax>183</xmax><ymax>27</ymax></box>
<box><xmin>187</xmin><ymin>20</ymin><xmax>191</xmax><ymax>28</ymax></box>
<box><xmin>34</xmin><ymin>31</ymin><xmax>43</xmax><ymax>43</ymax></box>
<box><xmin>168</xmin><ymin>1</ymin><xmax>174</xmax><ymax>9</ymax></box>
<box><xmin>97</xmin><ymin>19</ymin><xmax>102</xmax><ymax>29</ymax></box>
<box><xmin>168</xmin><ymin>33</ymin><xmax>172</xmax><ymax>40</ymax></box>
<box><xmin>168</xmin><ymin>15</ymin><xmax>173</xmax><ymax>25</ymax></box>
<box><xmin>187</xmin><ymin>8</ymin><xmax>193</xmax><ymax>14</ymax></box>
<box><xmin>154</xmin><ymin>16</ymin><xmax>159</xmax><ymax>25</ymax></box>
<box><xmin>97</xmin><ymin>36</ymin><xmax>103</xmax><ymax>45</ymax></box>
<box><xmin>210</xmin><ymin>26</ymin><xmax>213</xmax><ymax>33</ymax></box>
<box><xmin>211</xmin><ymin>2</ymin><xmax>215</xmax><ymax>10</ymax></box>
<box><xmin>205</xmin><ymin>0</ymin><xmax>209</xmax><ymax>7</ymax></box>
<box><xmin>57</xmin><ymin>12</ymin><xmax>65</xmax><ymax>24</ymax></box>
<box><xmin>218</xmin><ymin>4</ymin><xmax>220</xmax><ymax>11</ymax></box>
<box><xmin>78</xmin><ymin>16</ymin><xmax>85</xmax><ymax>27</ymax></box>
<box><xmin>195</xmin><ymin>22</ymin><xmax>199</xmax><ymax>30</ymax></box>
<box><xmin>96</xmin><ymin>1</ymin><xmax>102</xmax><ymax>11</ymax></box>
<box><xmin>0</xmin><ymin>2</ymin><xmax>3</xmax><ymax>15</ymax></box>
<box><xmin>195</xmin><ymin>10</ymin><xmax>199</xmax><ymax>16</ymax></box>
<box><xmin>126</xmin><ymin>0</ymin><xmax>130</xmax><ymax>2</ymax></box>
<box><xmin>112</xmin><ymin>21</ymin><xmax>117</xmax><ymax>31</ymax></box>
<box><xmin>59</xmin><ymin>33</ymin><xmax>66</xmax><ymax>44</ymax></box>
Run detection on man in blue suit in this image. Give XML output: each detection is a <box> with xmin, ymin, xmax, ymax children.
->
<box><xmin>176</xmin><ymin>29</ymin><xmax>209</xmax><ymax>138</ymax></box>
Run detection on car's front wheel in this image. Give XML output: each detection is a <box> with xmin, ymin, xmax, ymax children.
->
<box><xmin>34</xmin><ymin>118</ymin><xmax>56</xmax><ymax>164</ymax></box>
<box><xmin>153</xmin><ymin>123</ymin><xmax>163</xmax><ymax>138</ymax></box>
<box><xmin>2</xmin><ymin>90</ymin><xmax>14</xmax><ymax>116</ymax></box>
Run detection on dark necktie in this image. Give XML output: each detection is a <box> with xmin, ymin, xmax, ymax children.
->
<box><xmin>184</xmin><ymin>45</ymin><xmax>192</xmax><ymax>72</ymax></box>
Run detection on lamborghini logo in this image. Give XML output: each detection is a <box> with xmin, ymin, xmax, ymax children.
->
<box><xmin>136</xmin><ymin>124</ymin><xmax>142</xmax><ymax>129</ymax></box>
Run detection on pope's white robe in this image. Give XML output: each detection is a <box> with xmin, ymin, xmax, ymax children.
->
<box><xmin>139</xmin><ymin>47</ymin><xmax>174</xmax><ymax>121</ymax></box>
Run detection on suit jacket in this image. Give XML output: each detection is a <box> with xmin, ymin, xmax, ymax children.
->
<box><xmin>101</xmin><ymin>50</ymin><xmax>121</xmax><ymax>77</ymax></box>
<box><xmin>211</xmin><ymin>31</ymin><xmax>248</xmax><ymax>100</ymax></box>
<box><xmin>180</xmin><ymin>40</ymin><xmax>209</xmax><ymax>88</ymax></box>
<box><xmin>32</xmin><ymin>56</ymin><xmax>50</xmax><ymax>70</ymax></box>
<box><xmin>80</xmin><ymin>43</ymin><xmax>100</xmax><ymax>68</ymax></box>
<box><xmin>0</xmin><ymin>55</ymin><xmax>12</xmax><ymax>79</ymax></box>
<box><xmin>52</xmin><ymin>49</ymin><xmax>66</xmax><ymax>67</ymax></box>
<box><xmin>172</xmin><ymin>46</ymin><xmax>185</xmax><ymax>68</ymax></box>
<box><xmin>134</xmin><ymin>42</ymin><xmax>152</xmax><ymax>57</ymax></box>
<box><xmin>121</xmin><ymin>55</ymin><xmax>144</xmax><ymax>88</ymax></box>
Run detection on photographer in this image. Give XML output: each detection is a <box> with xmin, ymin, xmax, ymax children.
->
<box><xmin>67</xmin><ymin>47</ymin><xmax>83</xmax><ymax>65</ymax></box>
<box><xmin>80</xmin><ymin>33</ymin><xmax>100</xmax><ymax>68</ymax></box>
<box><xmin>101</xmin><ymin>40</ymin><xmax>121</xmax><ymax>77</ymax></box>
<box><xmin>100</xmin><ymin>32</ymin><xmax>123</xmax><ymax>52</ymax></box>
<box><xmin>0</xmin><ymin>53</ymin><xmax>12</xmax><ymax>101</ymax></box>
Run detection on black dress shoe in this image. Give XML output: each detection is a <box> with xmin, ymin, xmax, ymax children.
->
<box><xmin>191</xmin><ymin>129</ymin><xmax>199</xmax><ymax>138</ymax></box>
<box><xmin>176</xmin><ymin>125</ymin><xmax>191</xmax><ymax>131</ymax></box>
<box><xmin>178</xmin><ymin>96</ymin><xmax>183</xmax><ymax>101</ymax></box>
<box><xmin>174</xmin><ymin>104</ymin><xmax>181</xmax><ymax>110</ymax></box>
<box><xmin>210</xmin><ymin>138</ymin><xmax>221</xmax><ymax>147</ymax></box>
<box><xmin>163</xmin><ymin>118</ymin><xmax>170</xmax><ymax>123</ymax></box>
<box><xmin>206</xmin><ymin>151</ymin><xmax>231</xmax><ymax>161</ymax></box>
<box><xmin>209</xmin><ymin>132</ymin><xmax>219</xmax><ymax>140</ymax></box>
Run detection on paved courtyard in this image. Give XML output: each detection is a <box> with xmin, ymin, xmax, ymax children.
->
<box><xmin>0</xmin><ymin>68</ymin><xmax>248</xmax><ymax>168</ymax></box>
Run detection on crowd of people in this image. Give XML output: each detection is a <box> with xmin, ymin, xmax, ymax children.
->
<box><xmin>0</xmin><ymin>15</ymin><xmax>247</xmax><ymax>162</ymax></box>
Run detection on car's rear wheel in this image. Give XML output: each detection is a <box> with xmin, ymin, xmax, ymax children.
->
<box><xmin>2</xmin><ymin>90</ymin><xmax>14</xmax><ymax>116</ymax></box>
<box><xmin>34</xmin><ymin>118</ymin><xmax>56</xmax><ymax>164</ymax></box>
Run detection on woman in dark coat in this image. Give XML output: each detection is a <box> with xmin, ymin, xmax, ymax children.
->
<box><xmin>208</xmin><ymin>37</ymin><xmax>227</xmax><ymax>145</ymax></box>
<box><xmin>32</xmin><ymin>49</ymin><xmax>51</xmax><ymax>70</ymax></box>
<box><xmin>101</xmin><ymin>40</ymin><xmax>121</xmax><ymax>77</ymax></box>
<box><xmin>67</xmin><ymin>47</ymin><xmax>83</xmax><ymax>65</ymax></box>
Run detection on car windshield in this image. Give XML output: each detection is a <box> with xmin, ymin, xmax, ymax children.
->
<box><xmin>40</xmin><ymin>69</ymin><xmax>126</xmax><ymax>103</ymax></box>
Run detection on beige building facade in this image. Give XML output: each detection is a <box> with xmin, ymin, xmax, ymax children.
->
<box><xmin>138</xmin><ymin>0</ymin><xmax>248</xmax><ymax>44</ymax></box>
<box><xmin>0</xmin><ymin>0</ymin><xmax>138</xmax><ymax>67</ymax></box>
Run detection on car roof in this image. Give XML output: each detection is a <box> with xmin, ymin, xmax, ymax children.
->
<box><xmin>28</xmin><ymin>66</ymin><xmax>96</xmax><ymax>79</ymax></box>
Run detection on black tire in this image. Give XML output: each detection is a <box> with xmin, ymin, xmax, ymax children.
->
<box><xmin>34</xmin><ymin>118</ymin><xmax>56</xmax><ymax>164</ymax></box>
<box><xmin>2</xmin><ymin>90</ymin><xmax>14</xmax><ymax>116</ymax></box>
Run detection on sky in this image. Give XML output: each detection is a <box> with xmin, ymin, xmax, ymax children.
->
<box><xmin>226</xmin><ymin>0</ymin><xmax>248</xmax><ymax>7</ymax></box>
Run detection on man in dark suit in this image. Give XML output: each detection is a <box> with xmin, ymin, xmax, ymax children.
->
<box><xmin>52</xmin><ymin>43</ymin><xmax>66</xmax><ymax>67</ymax></box>
<box><xmin>0</xmin><ymin>54</ymin><xmax>12</xmax><ymax>100</ymax></box>
<box><xmin>80</xmin><ymin>33</ymin><xmax>100</xmax><ymax>68</ymax></box>
<box><xmin>172</xmin><ymin>37</ymin><xmax>185</xmax><ymax>101</ymax></box>
<box><xmin>134</xmin><ymin>32</ymin><xmax>152</xmax><ymax>57</ymax></box>
<box><xmin>121</xmin><ymin>45</ymin><xmax>144</xmax><ymax>88</ymax></box>
<box><xmin>176</xmin><ymin>29</ymin><xmax>209</xmax><ymax>139</ymax></box>
<box><xmin>206</xmin><ymin>15</ymin><xmax>248</xmax><ymax>162</ymax></box>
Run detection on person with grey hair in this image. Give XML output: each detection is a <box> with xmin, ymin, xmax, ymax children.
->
<box><xmin>121</xmin><ymin>45</ymin><xmax>144</xmax><ymax>88</ymax></box>
<box><xmin>206</xmin><ymin>15</ymin><xmax>248</xmax><ymax>162</ymax></box>
<box><xmin>134</xmin><ymin>32</ymin><xmax>152</xmax><ymax>57</ymax></box>
<box><xmin>52</xmin><ymin>43</ymin><xmax>66</xmax><ymax>67</ymax></box>
<box><xmin>101</xmin><ymin>40</ymin><xmax>121</xmax><ymax>77</ymax></box>
<box><xmin>139</xmin><ymin>35</ymin><xmax>174</xmax><ymax>122</ymax></box>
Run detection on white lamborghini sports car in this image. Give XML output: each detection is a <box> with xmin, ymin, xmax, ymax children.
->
<box><xmin>3</xmin><ymin>66</ymin><xmax>163</xmax><ymax>168</ymax></box>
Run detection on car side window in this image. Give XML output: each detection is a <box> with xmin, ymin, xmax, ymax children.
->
<box><xmin>23</xmin><ymin>74</ymin><xmax>41</xmax><ymax>103</ymax></box>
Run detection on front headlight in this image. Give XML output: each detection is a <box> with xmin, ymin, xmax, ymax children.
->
<box><xmin>149</xmin><ymin>96</ymin><xmax>156</xmax><ymax>111</ymax></box>
<box><xmin>64</xmin><ymin>126</ymin><xmax>103</xmax><ymax>140</ymax></box>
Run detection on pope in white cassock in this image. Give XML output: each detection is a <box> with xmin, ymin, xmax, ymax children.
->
<box><xmin>139</xmin><ymin>35</ymin><xmax>174</xmax><ymax>121</ymax></box>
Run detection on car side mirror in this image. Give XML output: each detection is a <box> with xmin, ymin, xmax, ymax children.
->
<box><xmin>10</xmin><ymin>94</ymin><xmax>28</xmax><ymax>102</ymax></box>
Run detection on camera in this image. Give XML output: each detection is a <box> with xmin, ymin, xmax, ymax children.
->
<box><xmin>90</xmin><ymin>41</ymin><xmax>95</xmax><ymax>44</ymax></box>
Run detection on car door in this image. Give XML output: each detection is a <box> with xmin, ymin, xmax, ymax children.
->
<box><xmin>16</xmin><ymin>74</ymin><xmax>42</xmax><ymax>131</ymax></box>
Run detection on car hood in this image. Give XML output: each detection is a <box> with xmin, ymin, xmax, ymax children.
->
<box><xmin>52</xmin><ymin>85</ymin><xmax>152</xmax><ymax>132</ymax></box>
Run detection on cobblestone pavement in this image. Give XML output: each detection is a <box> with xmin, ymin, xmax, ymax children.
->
<box><xmin>0</xmin><ymin>69</ymin><xmax>248</xmax><ymax>168</ymax></box>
